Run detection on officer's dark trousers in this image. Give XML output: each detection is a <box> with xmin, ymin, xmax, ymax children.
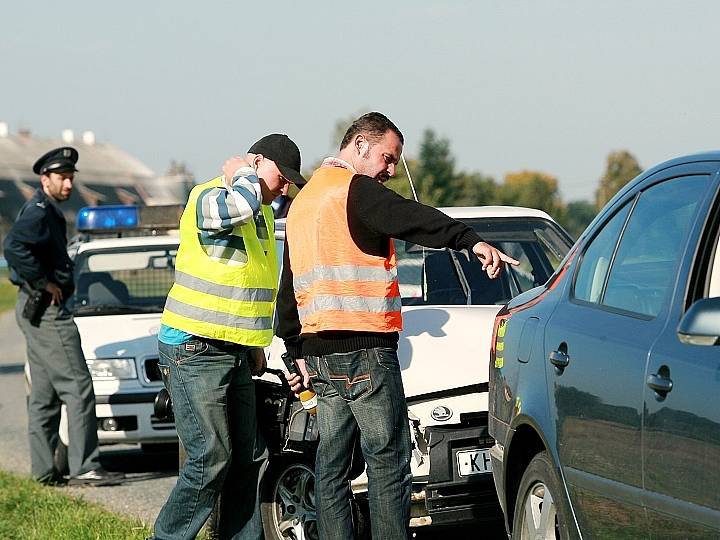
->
<box><xmin>16</xmin><ymin>290</ymin><xmax>101</xmax><ymax>479</ymax></box>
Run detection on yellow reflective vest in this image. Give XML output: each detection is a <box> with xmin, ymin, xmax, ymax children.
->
<box><xmin>161</xmin><ymin>177</ymin><xmax>278</xmax><ymax>346</ymax></box>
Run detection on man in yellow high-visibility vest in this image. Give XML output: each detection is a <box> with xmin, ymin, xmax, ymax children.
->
<box><xmin>150</xmin><ymin>134</ymin><xmax>305</xmax><ymax>540</ymax></box>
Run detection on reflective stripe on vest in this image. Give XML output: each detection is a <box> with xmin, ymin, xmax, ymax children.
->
<box><xmin>174</xmin><ymin>271</ymin><xmax>275</xmax><ymax>302</ymax></box>
<box><xmin>287</xmin><ymin>166</ymin><xmax>402</xmax><ymax>334</ymax></box>
<box><xmin>161</xmin><ymin>177</ymin><xmax>278</xmax><ymax>346</ymax></box>
<box><xmin>293</xmin><ymin>265</ymin><xmax>398</xmax><ymax>293</ymax></box>
<box><xmin>297</xmin><ymin>295</ymin><xmax>402</xmax><ymax>321</ymax></box>
<box><xmin>165</xmin><ymin>297</ymin><xmax>272</xmax><ymax>330</ymax></box>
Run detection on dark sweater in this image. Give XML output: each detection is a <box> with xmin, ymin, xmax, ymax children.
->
<box><xmin>276</xmin><ymin>173</ymin><xmax>484</xmax><ymax>358</ymax></box>
<box><xmin>3</xmin><ymin>189</ymin><xmax>75</xmax><ymax>297</ymax></box>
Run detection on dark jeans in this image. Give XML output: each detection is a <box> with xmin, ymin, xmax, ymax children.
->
<box><xmin>154</xmin><ymin>338</ymin><xmax>267</xmax><ymax>540</ymax></box>
<box><xmin>15</xmin><ymin>290</ymin><xmax>100</xmax><ymax>479</ymax></box>
<box><xmin>306</xmin><ymin>348</ymin><xmax>412</xmax><ymax>540</ymax></box>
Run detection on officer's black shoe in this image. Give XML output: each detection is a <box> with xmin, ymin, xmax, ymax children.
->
<box><xmin>68</xmin><ymin>468</ymin><xmax>125</xmax><ymax>486</ymax></box>
<box><xmin>36</xmin><ymin>471</ymin><xmax>67</xmax><ymax>487</ymax></box>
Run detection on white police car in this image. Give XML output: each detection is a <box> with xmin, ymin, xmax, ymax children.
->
<box><xmin>70</xmin><ymin>205</ymin><xmax>184</xmax><ymax>450</ymax></box>
<box><xmin>25</xmin><ymin>205</ymin><xmax>184</xmax><ymax>459</ymax></box>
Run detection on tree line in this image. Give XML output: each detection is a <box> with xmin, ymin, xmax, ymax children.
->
<box><xmin>383</xmin><ymin>129</ymin><xmax>641</xmax><ymax>239</ymax></box>
<box><xmin>298</xmin><ymin>118</ymin><xmax>643</xmax><ymax>240</ymax></box>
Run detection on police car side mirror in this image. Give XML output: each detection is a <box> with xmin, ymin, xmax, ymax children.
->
<box><xmin>677</xmin><ymin>296</ymin><xmax>720</xmax><ymax>346</ymax></box>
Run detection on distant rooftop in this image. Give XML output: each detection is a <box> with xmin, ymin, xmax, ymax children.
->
<box><xmin>0</xmin><ymin>124</ymin><xmax>192</xmax><ymax>218</ymax></box>
<box><xmin>0</xmin><ymin>127</ymin><xmax>155</xmax><ymax>185</ymax></box>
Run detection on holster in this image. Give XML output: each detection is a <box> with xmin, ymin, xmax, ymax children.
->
<box><xmin>21</xmin><ymin>284</ymin><xmax>50</xmax><ymax>327</ymax></box>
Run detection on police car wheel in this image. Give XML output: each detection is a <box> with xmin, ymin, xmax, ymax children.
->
<box><xmin>54</xmin><ymin>441</ymin><xmax>69</xmax><ymax>477</ymax></box>
<box><xmin>261</xmin><ymin>458</ymin><xmax>318</xmax><ymax>540</ymax></box>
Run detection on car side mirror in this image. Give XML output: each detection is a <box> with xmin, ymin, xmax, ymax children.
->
<box><xmin>677</xmin><ymin>296</ymin><xmax>720</xmax><ymax>346</ymax></box>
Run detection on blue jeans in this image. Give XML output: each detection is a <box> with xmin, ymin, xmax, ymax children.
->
<box><xmin>306</xmin><ymin>348</ymin><xmax>412</xmax><ymax>540</ymax></box>
<box><xmin>154</xmin><ymin>338</ymin><xmax>267</xmax><ymax>540</ymax></box>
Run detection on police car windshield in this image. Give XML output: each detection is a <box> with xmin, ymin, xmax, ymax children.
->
<box><xmin>69</xmin><ymin>246</ymin><xmax>177</xmax><ymax>316</ymax></box>
<box><xmin>395</xmin><ymin>217</ymin><xmax>573</xmax><ymax>306</ymax></box>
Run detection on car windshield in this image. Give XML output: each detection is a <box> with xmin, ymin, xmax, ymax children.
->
<box><xmin>395</xmin><ymin>217</ymin><xmax>572</xmax><ymax>306</ymax></box>
<box><xmin>69</xmin><ymin>246</ymin><xmax>177</xmax><ymax>316</ymax></box>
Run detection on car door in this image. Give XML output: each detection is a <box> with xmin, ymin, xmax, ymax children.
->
<box><xmin>544</xmin><ymin>171</ymin><xmax>712</xmax><ymax>538</ymax></box>
<box><xmin>642</xmin><ymin>174</ymin><xmax>720</xmax><ymax>538</ymax></box>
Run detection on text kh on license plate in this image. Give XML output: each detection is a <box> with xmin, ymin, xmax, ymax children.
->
<box><xmin>457</xmin><ymin>448</ymin><xmax>492</xmax><ymax>476</ymax></box>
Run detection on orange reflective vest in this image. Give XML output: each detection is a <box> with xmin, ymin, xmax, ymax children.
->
<box><xmin>286</xmin><ymin>166</ymin><xmax>402</xmax><ymax>334</ymax></box>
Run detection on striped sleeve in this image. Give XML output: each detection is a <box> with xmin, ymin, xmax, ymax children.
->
<box><xmin>196</xmin><ymin>166</ymin><xmax>263</xmax><ymax>232</ymax></box>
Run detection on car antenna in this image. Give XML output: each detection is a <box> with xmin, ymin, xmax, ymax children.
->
<box><xmin>401</xmin><ymin>154</ymin><xmax>419</xmax><ymax>202</ymax></box>
<box><xmin>401</xmin><ymin>154</ymin><xmax>429</xmax><ymax>302</ymax></box>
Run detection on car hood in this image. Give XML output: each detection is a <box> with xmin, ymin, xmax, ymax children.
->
<box><xmin>75</xmin><ymin>313</ymin><xmax>162</xmax><ymax>360</ymax></box>
<box><xmin>398</xmin><ymin>305</ymin><xmax>501</xmax><ymax>397</ymax></box>
<box><xmin>266</xmin><ymin>304</ymin><xmax>501</xmax><ymax>398</ymax></box>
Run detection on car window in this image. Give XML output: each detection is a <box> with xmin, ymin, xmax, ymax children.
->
<box><xmin>603</xmin><ymin>176</ymin><xmax>708</xmax><ymax>317</ymax></box>
<box><xmin>71</xmin><ymin>246</ymin><xmax>177</xmax><ymax>314</ymax></box>
<box><xmin>688</xmin><ymin>189</ymin><xmax>720</xmax><ymax>301</ymax></box>
<box><xmin>573</xmin><ymin>204</ymin><xmax>632</xmax><ymax>304</ymax></box>
<box><xmin>395</xmin><ymin>217</ymin><xmax>572</xmax><ymax>306</ymax></box>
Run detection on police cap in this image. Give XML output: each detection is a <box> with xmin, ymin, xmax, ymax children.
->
<box><xmin>33</xmin><ymin>146</ymin><xmax>79</xmax><ymax>175</ymax></box>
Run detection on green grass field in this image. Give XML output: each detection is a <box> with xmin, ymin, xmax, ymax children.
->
<box><xmin>0</xmin><ymin>470</ymin><xmax>223</xmax><ymax>539</ymax></box>
<box><xmin>0</xmin><ymin>470</ymin><xmax>152</xmax><ymax>540</ymax></box>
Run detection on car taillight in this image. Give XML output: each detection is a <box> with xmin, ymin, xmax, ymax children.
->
<box><xmin>491</xmin><ymin>310</ymin><xmax>511</xmax><ymax>369</ymax></box>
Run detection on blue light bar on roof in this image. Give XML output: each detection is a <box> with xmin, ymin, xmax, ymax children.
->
<box><xmin>76</xmin><ymin>205</ymin><xmax>139</xmax><ymax>232</ymax></box>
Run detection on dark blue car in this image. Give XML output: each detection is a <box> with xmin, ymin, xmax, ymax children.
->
<box><xmin>489</xmin><ymin>152</ymin><xmax>720</xmax><ymax>539</ymax></box>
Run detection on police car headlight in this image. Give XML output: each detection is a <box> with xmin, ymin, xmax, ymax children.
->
<box><xmin>87</xmin><ymin>358</ymin><xmax>137</xmax><ymax>380</ymax></box>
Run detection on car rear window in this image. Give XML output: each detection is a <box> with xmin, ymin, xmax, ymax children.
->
<box><xmin>395</xmin><ymin>217</ymin><xmax>572</xmax><ymax>306</ymax></box>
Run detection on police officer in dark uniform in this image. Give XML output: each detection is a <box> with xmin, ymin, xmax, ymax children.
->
<box><xmin>4</xmin><ymin>147</ymin><xmax>122</xmax><ymax>486</ymax></box>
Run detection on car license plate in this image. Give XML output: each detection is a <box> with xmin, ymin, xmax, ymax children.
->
<box><xmin>457</xmin><ymin>449</ymin><xmax>492</xmax><ymax>476</ymax></box>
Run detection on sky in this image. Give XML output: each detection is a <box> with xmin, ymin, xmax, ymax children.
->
<box><xmin>2</xmin><ymin>0</ymin><xmax>720</xmax><ymax>202</ymax></box>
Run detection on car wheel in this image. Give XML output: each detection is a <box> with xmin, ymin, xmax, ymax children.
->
<box><xmin>261</xmin><ymin>458</ymin><xmax>318</xmax><ymax>540</ymax></box>
<box><xmin>512</xmin><ymin>451</ymin><xmax>574</xmax><ymax>540</ymax></box>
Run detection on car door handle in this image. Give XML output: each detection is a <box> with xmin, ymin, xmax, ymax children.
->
<box><xmin>548</xmin><ymin>350</ymin><xmax>570</xmax><ymax>368</ymax></box>
<box><xmin>646</xmin><ymin>373</ymin><xmax>673</xmax><ymax>394</ymax></box>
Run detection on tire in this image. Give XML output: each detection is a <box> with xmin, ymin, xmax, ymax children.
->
<box><xmin>259</xmin><ymin>457</ymin><xmax>370</xmax><ymax>540</ymax></box>
<box><xmin>261</xmin><ymin>458</ymin><xmax>318</xmax><ymax>540</ymax></box>
<box><xmin>512</xmin><ymin>451</ymin><xmax>575</xmax><ymax>540</ymax></box>
<box><xmin>54</xmin><ymin>441</ymin><xmax>69</xmax><ymax>477</ymax></box>
<box><xmin>350</xmin><ymin>496</ymin><xmax>371</xmax><ymax>540</ymax></box>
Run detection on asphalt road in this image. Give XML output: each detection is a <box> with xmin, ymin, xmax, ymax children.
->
<box><xmin>0</xmin><ymin>310</ymin><xmax>506</xmax><ymax>538</ymax></box>
<box><xmin>0</xmin><ymin>310</ymin><xmax>178</xmax><ymax>527</ymax></box>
